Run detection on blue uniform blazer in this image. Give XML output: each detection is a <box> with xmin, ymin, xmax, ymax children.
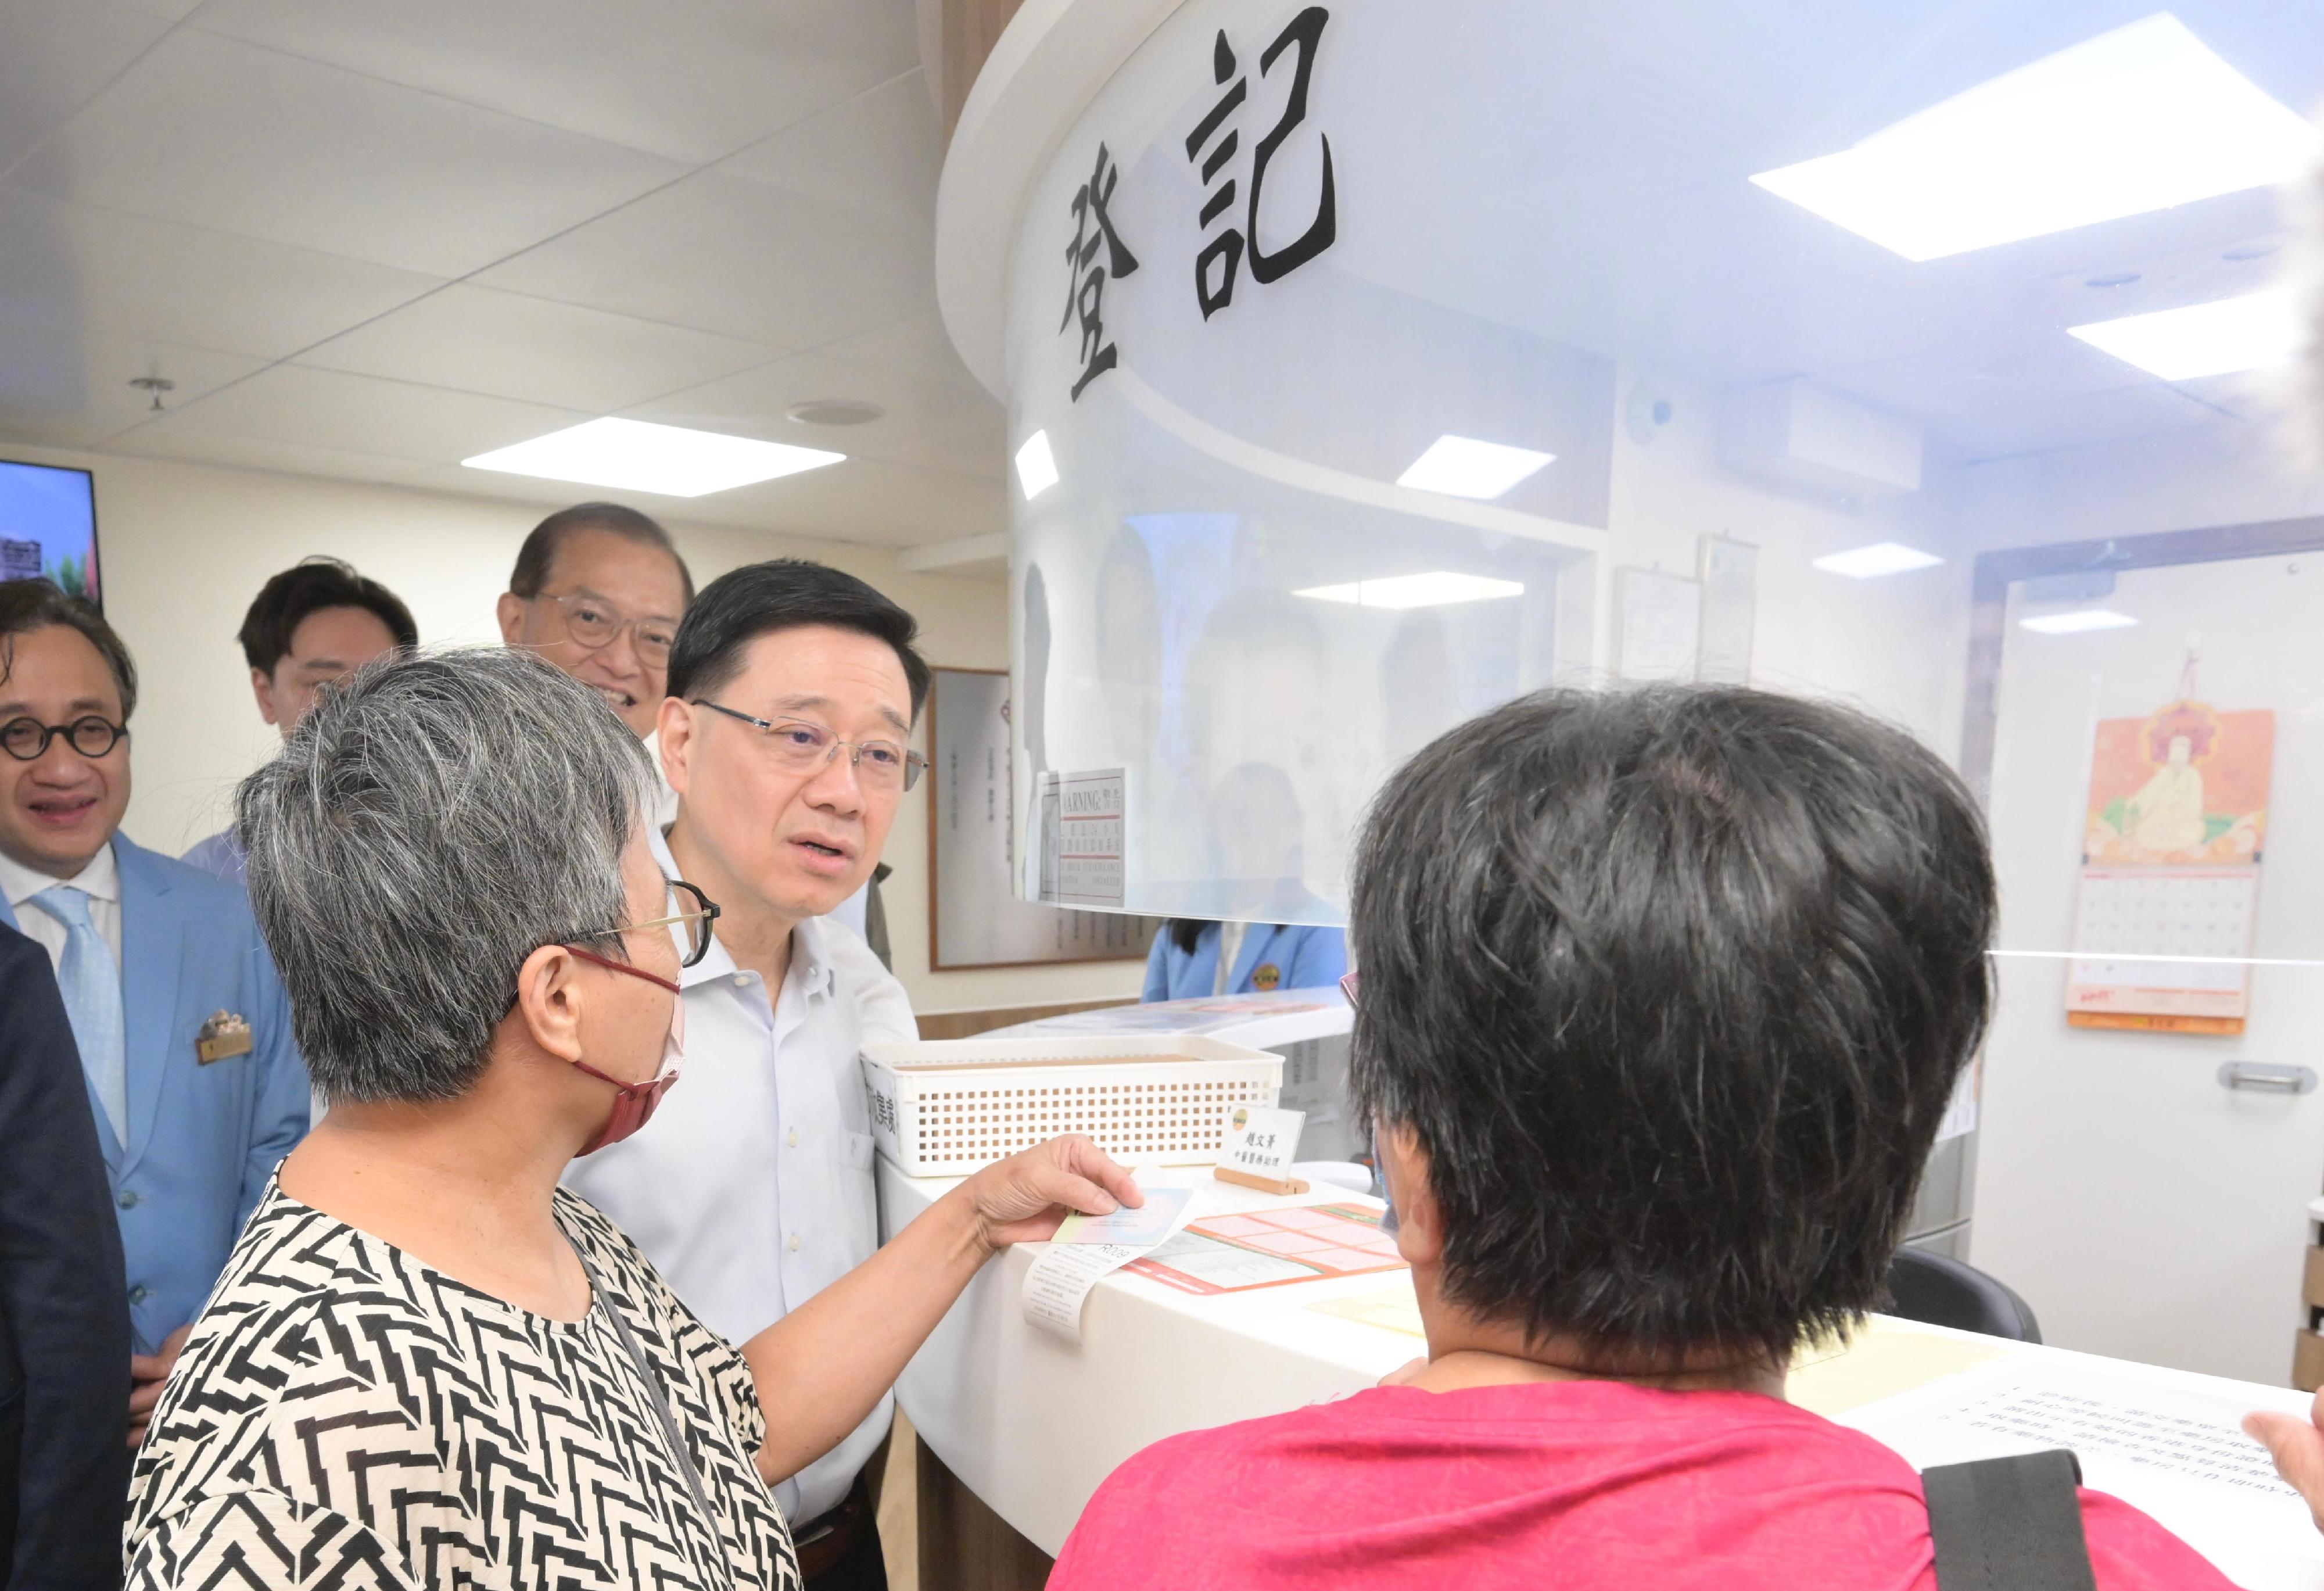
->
<box><xmin>0</xmin><ymin>836</ymin><xmax>310</xmax><ymax>1354</ymax></box>
<box><xmin>1142</xmin><ymin>921</ymin><xmax>1348</xmax><ymax>1002</ymax></box>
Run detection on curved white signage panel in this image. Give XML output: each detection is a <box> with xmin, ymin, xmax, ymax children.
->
<box><xmin>994</xmin><ymin>0</ymin><xmax>2323</xmax><ymax>944</ymax></box>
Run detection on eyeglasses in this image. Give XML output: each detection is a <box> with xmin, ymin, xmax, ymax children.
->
<box><xmin>1339</xmin><ymin>972</ymin><xmax>1359</xmax><ymax>1006</ymax></box>
<box><xmin>691</xmin><ymin>700</ymin><xmax>926</xmax><ymax>793</ymax></box>
<box><xmin>1</xmin><ymin>715</ymin><xmax>127</xmax><ymax>761</ymax></box>
<box><xmin>537</xmin><ymin>592</ymin><xmax>681</xmax><ymax>666</ymax></box>
<box><xmin>573</xmin><ymin>879</ymin><xmax>721</xmax><ymax>968</ymax></box>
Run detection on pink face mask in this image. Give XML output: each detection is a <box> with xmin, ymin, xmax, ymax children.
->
<box><xmin>564</xmin><ymin>946</ymin><xmax>687</xmax><ymax>1155</ymax></box>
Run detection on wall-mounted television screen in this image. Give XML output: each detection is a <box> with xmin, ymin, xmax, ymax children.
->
<box><xmin>0</xmin><ymin>460</ymin><xmax>101</xmax><ymax>608</ymax></box>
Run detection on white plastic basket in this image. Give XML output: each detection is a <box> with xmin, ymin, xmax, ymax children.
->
<box><xmin>862</xmin><ymin>1035</ymin><xmax>1283</xmax><ymax>1176</ymax></box>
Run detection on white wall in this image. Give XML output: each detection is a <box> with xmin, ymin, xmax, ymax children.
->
<box><xmin>1606</xmin><ymin>367</ymin><xmax>1974</xmax><ymax>761</ymax></box>
<box><xmin>1</xmin><ymin>442</ymin><xmax>1146</xmax><ymax>1016</ymax></box>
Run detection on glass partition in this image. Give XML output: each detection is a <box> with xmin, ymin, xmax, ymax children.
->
<box><xmin>992</xmin><ymin>0</ymin><xmax>2324</xmax><ymax>1381</ymax></box>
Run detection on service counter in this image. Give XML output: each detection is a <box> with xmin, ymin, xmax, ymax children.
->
<box><xmin>881</xmin><ymin>1157</ymin><xmax>2324</xmax><ymax>1591</ymax></box>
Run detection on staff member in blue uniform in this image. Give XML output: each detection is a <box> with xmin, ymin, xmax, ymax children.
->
<box><xmin>1144</xmin><ymin>758</ymin><xmax>1347</xmax><ymax>1000</ymax></box>
<box><xmin>0</xmin><ymin>581</ymin><xmax>309</xmax><ymax>1450</ymax></box>
<box><xmin>1143</xmin><ymin>917</ymin><xmax>1347</xmax><ymax>1000</ymax></box>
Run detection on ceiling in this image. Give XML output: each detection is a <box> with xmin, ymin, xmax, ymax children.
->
<box><xmin>1334</xmin><ymin>0</ymin><xmax>2324</xmax><ymax>470</ymax></box>
<box><xmin>0</xmin><ymin>0</ymin><xmax>1009</xmax><ymax>550</ymax></box>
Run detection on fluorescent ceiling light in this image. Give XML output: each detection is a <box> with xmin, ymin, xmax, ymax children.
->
<box><xmin>2020</xmin><ymin>608</ymin><xmax>2139</xmax><ymax>634</ymax></box>
<box><xmin>1749</xmin><ymin>13</ymin><xmax>2317</xmax><ymax>261</ymax></box>
<box><xmin>1014</xmin><ymin>430</ymin><xmax>1059</xmax><ymax>500</ymax></box>
<box><xmin>1396</xmin><ymin>435</ymin><xmax>1555</xmax><ymax>500</ymax></box>
<box><xmin>462</xmin><ymin>417</ymin><xmax>840</xmax><ymax>497</ymax></box>
<box><xmin>1812</xmin><ymin>542</ymin><xmax>1946</xmax><ymax>578</ymax></box>
<box><xmin>1294</xmin><ymin>572</ymin><xmax>1525</xmax><ymax>610</ymax></box>
<box><xmin>2068</xmin><ymin>288</ymin><xmax>2303</xmax><ymax>380</ymax></box>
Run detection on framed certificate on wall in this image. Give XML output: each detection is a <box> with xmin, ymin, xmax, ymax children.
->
<box><xmin>926</xmin><ymin>666</ymin><xmax>1161</xmax><ymax>970</ymax></box>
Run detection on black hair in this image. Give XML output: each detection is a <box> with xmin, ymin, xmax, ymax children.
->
<box><xmin>508</xmin><ymin>502</ymin><xmax>695</xmax><ymax>604</ymax></box>
<box><xmin>237</xmin><ymin>557</ymin><xmax>419</xmax><ymax>675</ymax></box>
<box><xmin>1350</xmin><ymin>685</ymin><xmax>1996</xmax><ymax>1368</ymax></box>
<box><xmin>0</xmin><ymin>579</ymin><xmax>138</xmax><ymax>718</ymax></box>
<box><xmin>666</xmin><ymin>559</ymin><xmax>932</xmax><ymax>721</ymax></box>
<box><xmin>1166</xmin><ymin>919</ymin><xmax>1207</xmax><ymax>955</ymax></box>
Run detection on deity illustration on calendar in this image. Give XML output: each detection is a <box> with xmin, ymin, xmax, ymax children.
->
<box><xmin>2082</xmin><ymin>698</ymin><xmax>2270</xmax><ymax>866</ymax></box>
<box><xmin>2067</xmin><ymin>696</ymin><xmax>2275</xmax><ymax>1035</ymax></box>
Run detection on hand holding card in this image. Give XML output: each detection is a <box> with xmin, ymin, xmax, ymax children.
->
<box><xmin>1052</xmin><ymin>1185</ymin><xmax>1192</xmax><ymax>1247</ymax></box>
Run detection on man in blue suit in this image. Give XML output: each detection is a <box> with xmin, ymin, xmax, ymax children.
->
<box><xmin>0</xmin><ymin>581</ymin><xmax>309</xmax><ymax>1448</ymax></box>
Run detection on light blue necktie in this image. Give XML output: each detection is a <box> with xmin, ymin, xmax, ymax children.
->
<box><xmin>29</xmin><ymin>885</ymin><xmax>128</xmax><ymax>1144</ymax></box>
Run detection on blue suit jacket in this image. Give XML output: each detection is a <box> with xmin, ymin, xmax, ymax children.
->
<box><xmin>1142</xmin><ymin>921</ymin><xmax>1348</xmax><ymax>1002</ymax></box>
<box><xmin>0</xmin><ymin>836</ymin><xmax>309</xmax><ymax>1354</ymax></box>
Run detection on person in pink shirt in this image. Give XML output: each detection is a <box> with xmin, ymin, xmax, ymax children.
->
<box><xmin>1051</xmin><ymin>685</ymin><xmax>2235</xmax><ymax>1591</ymax></box>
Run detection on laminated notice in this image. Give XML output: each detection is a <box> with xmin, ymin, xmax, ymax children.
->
<box><xmin>1022</xmin><ymin>1242</ymin><xmax>1145</xmax><ymax>1342</ymax></box>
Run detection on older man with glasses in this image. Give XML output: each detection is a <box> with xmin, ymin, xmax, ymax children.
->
<box><xmin>563</xmin><ymin>560</ymin><xmax>933</xmax><ymax>1591</ymax></box>
<box><xmin>498</xmin><ymin>503</ymin><xmax>914</xmax><ymax>1042</ymax></box>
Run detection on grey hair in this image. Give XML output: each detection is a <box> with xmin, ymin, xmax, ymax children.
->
<box><xmin>235</xmin><ymin>646</ymin><xmax>655</xmax><ymax>1103</ymax></box>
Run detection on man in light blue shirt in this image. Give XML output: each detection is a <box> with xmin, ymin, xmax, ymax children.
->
<box><xmin>182</xmin><ymin>558</ymin><xmax>415</xmax><ymax>883</ymax></box>
<box><xmin>0</xmin><ymin>580</ymin><xmax>310</xmax><ymax>1446</ymax></box>
<box><xmin>564</xmin><ymin>559</ymin><xmax>927</xmax><ymax>1590</ymax></box>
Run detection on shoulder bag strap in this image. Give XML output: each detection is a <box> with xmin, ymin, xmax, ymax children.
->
<box><xmin>1924</xmin><ymin>1448</ymin><xmax>2099</xmax><ymax>1591</ymax></box>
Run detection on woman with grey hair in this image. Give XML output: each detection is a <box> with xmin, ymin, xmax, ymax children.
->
<box><xmin>121</xmin><ymin>648</ymin><xmax>1139</xmax><ymax>1589</ymax></box>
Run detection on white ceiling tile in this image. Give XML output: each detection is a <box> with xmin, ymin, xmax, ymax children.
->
<box><xmin>0</xmin><ymin>184</ymin><xmax>445</xmax><ymax>360</ymax></box>
<box><xmin>184</xmin><ymin>0</ymin><xmax>919</xmax><ymax>164</ymax></box>
<box><xmin>0</xmin><ymin>334</ymin><xmax>265</xmax><ymax>450</ymax></box>
<box><xmin>15</xmin><ymin>29</ymin><xmax>687</xmax><ymax>278</ymax></box>
<box><xmin>122</xmin><ymin>364</ymin><xmax>586</xmax><ymax>464</ymax></box>
<box><xmin>296</xmin><ymin>284</ymin><xmax>780</xmax><ymax>413</ymax></box>
<box><xmin>104</xmin><ymin>425</ymin><xmax>462</xmax><ymax>493</ymax></box>
<box><xmin>629</xmin><ymin>314</ymin><xmax>1003</xmax><ymax>477</ymax></box>
<box><xmin>474</xmin><ymin>163</ymin><xmax>937</xmax><ymax>349</ymax></box>
<box><xmin>716</xmin><ymin>69</ymin><xmax>941</xmax><ymax>225</ymax></box>
<box><xmin>0</xmin><ymin>0</ymin><xmax>173</xmax><ymax>174</ymax></box>
<box><xmin>695</xmin><ymin>456</ymin><xmax>1006</xmax><ymax>547</ymax></box>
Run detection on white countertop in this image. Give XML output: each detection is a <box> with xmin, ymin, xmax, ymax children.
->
<box><xmin>881</xmin><ymin>1158</ymin><xmax>2324</xmax><ymax>1588</ymax></box>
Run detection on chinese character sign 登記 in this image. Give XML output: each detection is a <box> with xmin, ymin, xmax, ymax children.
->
<box><xmin>1061</xmin><ymin>142</ymin><xmax>1141</xmax><ymax>400</ymax></box>
<box><xmin>1183</xmin><ymin>6</ymin><xmax>1339</xmax><ymax>320</ymax></box>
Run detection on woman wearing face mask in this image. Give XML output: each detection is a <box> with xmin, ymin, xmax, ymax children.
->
<box><xmin>123</xmin><ymin>649</ymin><xmax>1138</xmax><ymax>1590</ymax></box>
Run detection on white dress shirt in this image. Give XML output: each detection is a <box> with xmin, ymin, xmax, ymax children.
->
<box><xmin>0</xmin><ymin>841</ymin><xmax>123</xmax><ymax>972</ymax></box>
<box><xmin>563</xmin><ymin>825</ymin><xmax>906</xmax><ymax>1525</ymax></box>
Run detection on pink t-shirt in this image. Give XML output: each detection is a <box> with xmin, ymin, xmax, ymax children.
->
<box><xmin>1049</xmin><ymin>1380</ymin><xmax>2237</xmax><ymax>1590</ymax></box>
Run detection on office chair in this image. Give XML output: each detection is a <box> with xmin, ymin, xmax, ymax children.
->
<box><xmin>1886</xmin><ymin>1247</ymin><xmax>2043</xmax><ymax>1343</ymax></box>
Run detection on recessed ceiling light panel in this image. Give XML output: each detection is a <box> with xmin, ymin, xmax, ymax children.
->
<box><xmin>1294</xmin><ymin>572</ymin><xmax>1525</xmax><ymax>610</ymax></box>
<box><xmin>462</xmin><ymin>417</ymin><xmax>841</xmax><ymax>497</ymax></box>
<box><xmin>1014</xmin><ymin>431</ymin><xmax>1059</xmax><ymax>500</ymax></box>
<box><xmin>1812</xmin><ymin>542</ymin><xmax>1946</xmax><ymax>578</ymax></box>
<box><xmin>786</xmin><ymin>399</ymin><xmax>885</xmax><ymax>427</ymax></box>
<box><xmin>2067</xmin><ymin>289</ymin><xmax>2303</xmax><ymax>380</ymax></box>
<box><xmin>2020</xmin><ymin>608</ymin><xmax>2140</xmax><ymax>634</ymax></box>
<box><xmin>1395</xmin><ymin>435</ymin><xmax>1555</xmax><ymax>500</ymax></box>
<box><xmin>1750</xmin><ymin>13</ymin><xmax>2318</xmax><ymax>261</ymax></box>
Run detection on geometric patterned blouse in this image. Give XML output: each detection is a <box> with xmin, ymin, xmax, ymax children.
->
<box><xmin>125</xmin><ymin>1183</ymin><xmax>802</xmax><ymax>1591</ymax></box>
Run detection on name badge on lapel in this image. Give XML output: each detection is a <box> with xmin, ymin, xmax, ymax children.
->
<box><xmin>196</xmin><ymin>1010</ymin><xmax>253</xmax><ymax>1064</ymax></box>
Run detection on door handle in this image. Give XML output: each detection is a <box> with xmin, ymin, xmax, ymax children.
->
<box><xmin>2217</xmin><ymin>1062</ymin><xmax>2317</xmax><ymax>1095</ymax></box>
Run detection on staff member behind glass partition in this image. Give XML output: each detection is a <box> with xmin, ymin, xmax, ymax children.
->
<box><xmin>565</xmin><ymin>561</ymin><xmax>931</xmax><ymax>1586</ymax></box>
<box><xmin>124</xmin><ymin>648</ymin><xmax>1136</xmax><ymax>1589</ymax></box>
<box><xmin>1056</xmin><ymin>686</ymin><xmax>2229</xmax><ymax>1591</ymax></box>
<box><xmin>182</xmin><ymin>557</ymin><xmax>417</xmax><ymax>883</ymax></box>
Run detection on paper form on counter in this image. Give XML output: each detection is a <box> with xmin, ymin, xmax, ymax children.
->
<box><xmin>1129</xmin><ymin>1204</ymin><xmax>1405</xmax><ymax>1295</ymax></box>
<box><xmin>1846</xmin><ymin>1357</ymin><xmax>2324</xmax><ymax>1590</ymax></box>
